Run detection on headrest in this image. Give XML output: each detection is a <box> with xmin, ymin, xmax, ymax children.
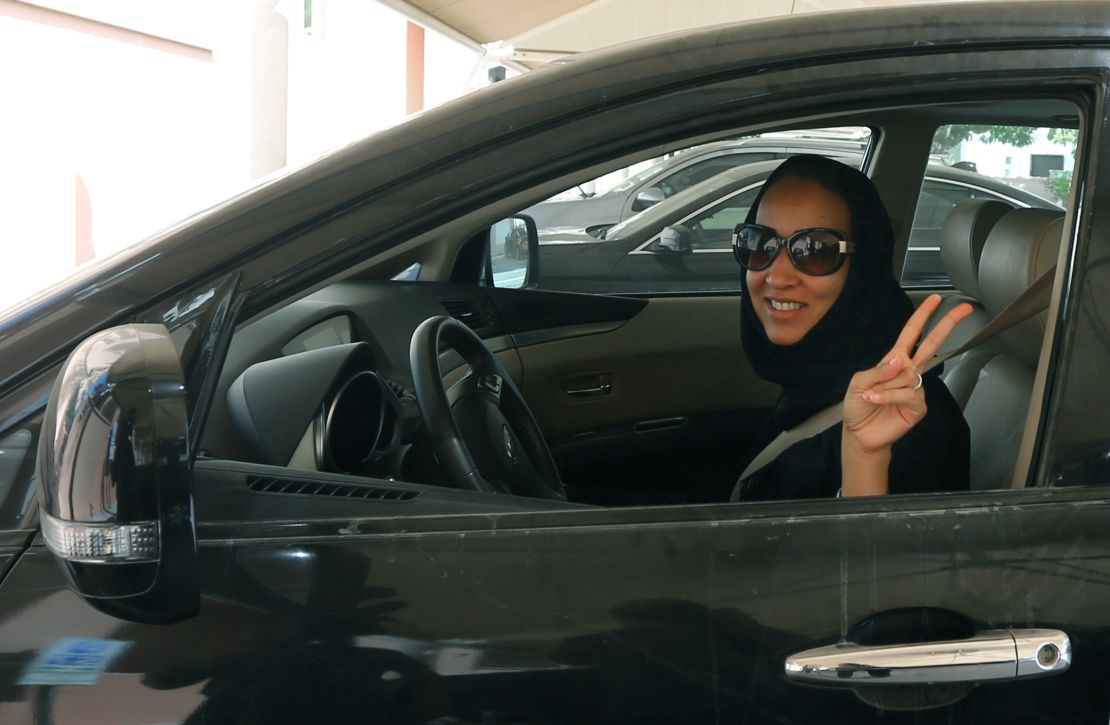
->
<box><xmin>940</xmin><ymin>198</ymin><xmax>1011</xmax><ymax>299</ymax></box>
<box><xmin>978</xmin><ymin>208</ymin><xmax>1064</xmax><ymax>363</ymax></box>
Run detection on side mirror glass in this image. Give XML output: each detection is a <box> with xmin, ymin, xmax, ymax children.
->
<box><xmin>631</xmin><ymin>186</ymin><xmax>665</xmax><ymax>212</ymax></box>
<box><xmin>490</xmin><ymin>214</ymin><xmax>539</xmax><ymax>289</ymax></box>
<box><xmin>36</xmin><ymin>324</ymin><xmax>198</xmax><ymax>623</ymax></box>
<box><xmin>655</xmin><ymin>224</ymin><xmax>693</xmax><ymax>255</ymax></box>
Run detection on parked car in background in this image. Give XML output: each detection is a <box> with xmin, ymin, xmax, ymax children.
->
<box><xmin>520</xmin><ymin>133</ymin><xmax>869</xmax><ymax>231</ymax></box>
<box><xmin>503</xmin><ymin>218</ymin><xmax>530</xmax><ymax>258</ymax></box>
<box><xmin>524</xmin><ymin>156</ymin><xmax>1061</xmax><ymax>294</ymax></box>
<box><xmin>2</xmin><ymin>4</ymin><xmax>1109</xmax><ymax>723</ymax></box>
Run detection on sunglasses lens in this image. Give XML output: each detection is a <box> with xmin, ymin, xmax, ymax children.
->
<box><xmin>734</xmin><ymin>225</ymin><xmax>777</xmax><ymax>270</ymax></box>
<box><xmin>789</xmin><ymin>230</ymin><xmax>843</xmax><ymax>275</ymax></box>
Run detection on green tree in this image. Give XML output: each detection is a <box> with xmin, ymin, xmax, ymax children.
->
<box><xmin>1046</xmin><ymin>170</ymin><xmax>1072</xmax><ymax>205</ymax></box>
<box><xmin>1045</xmin><ymin>128</ymin><xmax>1078</xmax><ymax>204</ymax></box>
<box><xmin>931</xmin><ymin>125</ymin><xmax>1038</xmax><ymax>157</ymax></box>
<box><xmin>1047</xmin><ymin>127</ymin><xmax>1078</xmax><ymax>147</ymax></box>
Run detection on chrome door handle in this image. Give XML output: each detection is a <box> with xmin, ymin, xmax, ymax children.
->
<box><xmin>565</xmin><ymin>382</ymin><xmax>612</xmax><ymax>397</ymax></box>
<box><xmin>785</xmin><ymin>629</ymin><xmax>1070</xmax><ymax>686</ymax></box>
<box><xmin>562</xmin><ymin>373</ymin><xmax>612</xmax><ymax>398</ymax></box>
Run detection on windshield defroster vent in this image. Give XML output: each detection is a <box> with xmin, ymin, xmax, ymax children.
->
<box><xmin>246</xmin><ymin>475</ymin><xmax>418</xmax><ymax>502</ymax></box>
<box><xmin>440</xmin><ymin>299</ymin><xmax>500</xmax><ymax>337</ymax></box>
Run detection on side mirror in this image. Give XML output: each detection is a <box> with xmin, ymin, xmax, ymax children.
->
<box><xmin>631</xmin><ymin>186</ymin><xmax>665</xmax><ymax>212</ymax></box>
<box><xmin>656</xmin><ymin>224</ymin><xmax>693</xmax><ymax>255</ymax></box>
<box><xmin>489</xmin><ymin>213</ymin><xmax>539</xmax><ymax>289</ymax></box>
<box><xmin>36</xmin><ymin>324</ymin><xmax>197</xmax><ymax>624</ymax></box>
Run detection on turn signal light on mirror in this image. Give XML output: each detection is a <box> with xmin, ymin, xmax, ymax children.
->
<box><xmin>41</xmin><ymin>511</ymin><xmax>160</xmax><ymax>563</ymax></box>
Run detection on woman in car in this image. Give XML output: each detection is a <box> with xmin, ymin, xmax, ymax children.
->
<box><xmin>732</xmin><ymin>154</ymin><xmax>973</xmax><ymax>500</ymax></box>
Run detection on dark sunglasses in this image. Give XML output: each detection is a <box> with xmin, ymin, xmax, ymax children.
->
<box><xmin>732</xmin><ymin>223</ymin><xmax>856</xmax><ymax>276</ymax></box>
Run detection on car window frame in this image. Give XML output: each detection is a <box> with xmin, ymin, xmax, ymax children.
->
<box><xmin>67</xmin><ymin>45</ymin><xmax>1101</xmax><ymax>526</ymax></box>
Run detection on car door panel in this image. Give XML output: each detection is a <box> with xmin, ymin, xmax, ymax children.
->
<box><xmin>509</xmin><ymin>295</ymin><xmax>776</xmax><ymax>502</ymax></box>
<box><xmin>510</xmin><ymin>295</ymin><xmax>771</xmax><ymax>437</ymax></box>
<box><xmin>4</xmin><ymin>487</ymin><xmax>1110</xmax><ymax>723</ymax></box>
<box><xmin>484</xmin><ymin>287</ymin><xmax>770</xmax><ymax>502</ymax></box>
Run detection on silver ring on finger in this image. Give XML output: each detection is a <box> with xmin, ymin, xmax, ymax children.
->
<box><xmin>912</xmin><ymin>372</ymin><xmax>923</xmax><ymax>390</ymax></box>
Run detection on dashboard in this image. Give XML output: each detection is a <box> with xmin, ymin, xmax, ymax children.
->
<box><xmin>200</xmin><ymin>279</ymin><xmax>644</xmax><ymax>492</ymax></box>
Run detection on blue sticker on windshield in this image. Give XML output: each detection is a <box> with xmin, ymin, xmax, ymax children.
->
<box><xmin>18</xmin><ymin>638</ymin><xmax>131</xmax><ymax>686</ymax></box>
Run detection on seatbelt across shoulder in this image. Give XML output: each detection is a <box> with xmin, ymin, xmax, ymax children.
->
<box><xmin>731</xmin><ymin>266</ymin><xmax>1056</xmax><ymax>496</ymax></box>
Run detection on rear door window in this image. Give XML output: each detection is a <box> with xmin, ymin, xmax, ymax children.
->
<box><xmin>901</xmin><ymin>124</ymin><xmax>1074</xmax><ymax>288</ymax></box>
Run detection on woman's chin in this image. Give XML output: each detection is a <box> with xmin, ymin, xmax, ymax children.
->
<box><xmin>757</xmin><ymin>305</ymin><xmax>819</xmax><ymax>345</ymax></box>
<box><xmin>765</xmin><ymin>324</ymin><xmax>810</xmax><ymax>346</ymax></box>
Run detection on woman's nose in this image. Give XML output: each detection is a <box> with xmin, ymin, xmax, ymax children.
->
<box><xmin>763</xmin><ymin>246</ymin><xmax>798</xmax><ymax>287</ymax></box>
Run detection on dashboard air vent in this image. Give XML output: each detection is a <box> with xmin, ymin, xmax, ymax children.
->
<box><xmin>246</xmin><ymin>475</ymin><xmax>418</xmax><ymax>502</ymax></box>
<box><xmin>440</xmin><ymin>299</ymin><xmax>499</xmax><ymax>337</ymax></box>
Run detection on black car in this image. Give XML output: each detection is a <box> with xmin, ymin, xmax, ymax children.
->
<box><xmin>523</xmin><ymin>157</ymin><xmax>1062</xmax><ymax>294</ymax></box>
<box><xmin>3</xmin><ymin>3</ymin><xmax>1110</xmax><ymax>723</ymax></box>
<box><xmin>521</xmin><ymin>133</ymin><xmax>870</xmax><ymax>231</ymax></box>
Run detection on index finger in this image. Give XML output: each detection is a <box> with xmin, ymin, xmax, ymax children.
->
<box><xmin>912</xmin><ymin>301</ymin><xmax>975</xmax><ymax>367</ymax></box>
<box><xmin>887</xmin><ymin>293</ymin><xmax>944</xmax><ymax>360</ymax></box>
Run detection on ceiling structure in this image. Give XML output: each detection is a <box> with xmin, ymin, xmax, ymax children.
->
<box><xmin>383</xmin><ymin>0</ymin><xmax>596</xmax><ymax>46</ymax></box>
<box><xmin>378</xmin><ymin>0</ymin><xmax>986</xmax><ymax>69</ymax></box>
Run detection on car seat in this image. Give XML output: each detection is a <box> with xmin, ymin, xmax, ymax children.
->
<box><xmin>931</xmin><ymin>198</ymin><xmax>1012</xmax><ymax>407</ymax></box>
<box><xmin>958</xmin><ymin>207</ymin><xmax>1064</xmax><ymax>489</ymax></box>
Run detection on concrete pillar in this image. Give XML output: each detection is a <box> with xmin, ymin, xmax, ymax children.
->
<box><xmin>250</xmin><ymin>1</ymin><xmax>288</xmax><ymax>178</ymax></box>
<box><xmin>406</xmin><ymin>21</ymin><xmax>425</xmax><ymax>115</ymax></box>
<box><xmin>75</xmin><ymin>175</ymin><xmax>94</xmax><ymax>265</ymax></box>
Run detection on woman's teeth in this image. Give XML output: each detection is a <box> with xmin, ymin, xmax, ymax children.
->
<box><xmin>770</xmin><ymin>300</ymin><xmax>803</xmax><ymax>311</ymax></box>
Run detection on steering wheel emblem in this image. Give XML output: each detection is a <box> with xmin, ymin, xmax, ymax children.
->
<box><xmin>501</xmin><ymin>424</ymin><xmax>516</xmax><ymax>461</ymax></box>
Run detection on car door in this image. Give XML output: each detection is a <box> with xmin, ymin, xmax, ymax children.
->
<box><xmin>4</xmin><ymin>7</ymin><xmax>1110</xmax><ymax>724</ymax></box>
<box><xmin>454</xmin><ymin>25</ymin><xmax>1110</xmax><ymax>721</ymax></box>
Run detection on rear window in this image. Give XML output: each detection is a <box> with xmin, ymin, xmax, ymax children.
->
<box><xmin>901</xmin><ymin>124</ymin><xmax>1073</xmax><ymax>288</ymax></box>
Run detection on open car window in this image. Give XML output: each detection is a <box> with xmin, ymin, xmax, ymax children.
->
<box><xmin>901</xmin><ymin>124</ymin><xmax>1073</xmax><ymax>288</ymax></box>
<box><xmin>186</xmin><ymin>95</ymin><xmax>1084</xmax><ymax>523</ymax></box>
<box><xmin>509</xmin><ymin>129</ymin><xmax>871</xmax><ymax>295</ymax></box>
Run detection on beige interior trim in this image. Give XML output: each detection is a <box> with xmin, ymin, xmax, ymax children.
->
<box><xmin>515</xmin><ymin>296</ymin><xmax>777</xmax><ymax>439</ymax></box>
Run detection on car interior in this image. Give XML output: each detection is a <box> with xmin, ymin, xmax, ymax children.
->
<box><xmin>191</xmin><ymin>94</ymin><xmax>1080</xmax><ymax>522</ymax></box>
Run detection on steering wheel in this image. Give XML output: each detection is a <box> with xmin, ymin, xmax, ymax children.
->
<box><xmin>409</xmin><ymin>315</ymin><xmax>565</xmax><ymax>500</ymax></box>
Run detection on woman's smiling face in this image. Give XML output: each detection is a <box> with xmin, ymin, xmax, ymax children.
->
<box><xmin>746</xmin><ymin>176</ymin><xmax>853</xmax><ymax>346</ymax></box>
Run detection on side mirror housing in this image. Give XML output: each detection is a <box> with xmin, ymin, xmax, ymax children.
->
<box><xmin>489</xmin><ymin>213</ymin><xmax>539</xmax><ymax>288</ymax></box>
<box><xmin>36</xmin><ymin>324</ymin><xmax>197</xmax><ymax>624</ymax></box>
<box><xmin>631</xmin><ymin>186</ymin><xmax>665</xmax><ymax>212</ymax></box>
<box><xmin>656</xmin><ymin>224</ymin><xmax>693</xmax><ymax>255</ymax></box>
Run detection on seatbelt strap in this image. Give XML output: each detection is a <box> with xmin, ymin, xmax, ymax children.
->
<box><xmin>733</xmin><ymin>266</ymin><xmax>1056</xmax><ymax>490</ymax></box>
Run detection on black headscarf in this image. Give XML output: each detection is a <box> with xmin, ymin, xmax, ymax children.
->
<box><xmin>739</xmin><ymin>154</ymin><xmax>918</xmax><ymax>431</ymax></box>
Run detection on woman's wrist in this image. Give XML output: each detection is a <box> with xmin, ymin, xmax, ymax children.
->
<box><xmin>841</xmin><ymin>438</ymin><xmax>891</xmax><ymax>496</ymax></box>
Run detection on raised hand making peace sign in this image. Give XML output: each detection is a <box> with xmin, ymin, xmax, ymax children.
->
<box><xmin>841</xmin><ymin>294</ymin><xmax>973</xmax><ymax>495</ymax></box>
